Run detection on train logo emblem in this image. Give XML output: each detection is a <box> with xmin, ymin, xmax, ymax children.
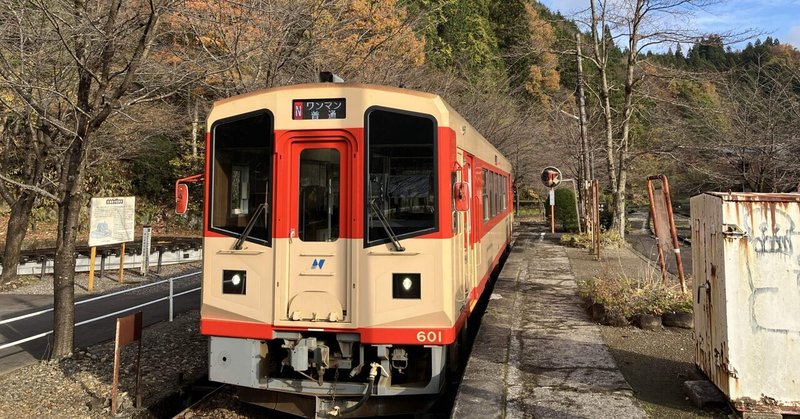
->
<box><xmin>293</xmin><ymin>101</ymin><xmax>303</xmax><ymax>119</ymax></box>
<box><xmin>311</xmin><ymin>259</ymin><xmax>326</xmax><ymax>269</ymax></box>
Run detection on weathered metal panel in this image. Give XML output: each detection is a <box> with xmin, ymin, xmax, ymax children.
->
<box><xmin>692</xmin><ymin>192</ymin><xmax>800</xmax><ymax>414</ymax></box>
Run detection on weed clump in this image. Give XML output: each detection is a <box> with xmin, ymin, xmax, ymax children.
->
<box><xmin>561</xmin><ymin>230</ymin><xmax>623</xmax><ymax>249</ymax></box>
<box><xmin>578</xmin><ymin>271</ymin><xmax>692</xmax><ymax>326</ymax></box>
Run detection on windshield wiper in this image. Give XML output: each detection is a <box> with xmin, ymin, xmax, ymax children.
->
<box><xmin>369</xmin><ymin>198</ymin><xmax>405</xmax><ymax>252</ymax></box>
<box><xmin>232</xmin><ymin>203</ymin><xmax>266</xmax><ymax>250</ymax></box>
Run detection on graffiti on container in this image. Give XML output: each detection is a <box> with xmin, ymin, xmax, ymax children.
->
<box><xmin>742</xmin><ymin>208</ymin><xmax>800</xmax><ymax>335</ymax></box>
<box><xmin>743</xmin><ymin>208</ymin><xmax>796</xmax><ymax>256</ymax></box>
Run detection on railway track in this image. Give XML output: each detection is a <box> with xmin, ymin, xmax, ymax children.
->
<box><xmin>167</xmin><ymin>381</ymin><xmax>309</xmax><ymax>419</ymax></box>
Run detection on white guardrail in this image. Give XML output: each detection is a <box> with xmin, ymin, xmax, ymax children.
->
<box><xmin>0</xmin><ymin>271</ymin><xmax>201</xmax><ymax>352</ymax></box>
<box><xmin>0</xmin><ymin>248</ymin><xmax>203</xmax><ymax>276</ymax></box>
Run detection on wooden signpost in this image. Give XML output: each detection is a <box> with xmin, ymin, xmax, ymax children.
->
<box><xmin>111</xmin><ymin>311</ymin><xmax>143</xmax><ymax>415</ymax></box>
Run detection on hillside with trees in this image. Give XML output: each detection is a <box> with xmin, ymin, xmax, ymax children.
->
<box><xmin>1</xmin><ymin>0</ymin><xmax>799</xmax><ymax>357</ymax></box>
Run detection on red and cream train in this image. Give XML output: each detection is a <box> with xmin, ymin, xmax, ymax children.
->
<box><xmin>181</xmin><ymin>82</ymin><xmax>513</xmax><ymax>417</ymax></box>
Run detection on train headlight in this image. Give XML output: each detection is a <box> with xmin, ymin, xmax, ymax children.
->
<box><xmin>223</xmin><ymin>270</ymin><xmax>247</xmax><ymax>295</ymax></box>
<box><xmin>402</xmin><ymin>277</ymin><xmax>413</xmax><ymax>291</ymax></box>
<box><xmin>392</xmin><ymin>273</ymin><xmax>421</xmax><ymax>299</ymax></box>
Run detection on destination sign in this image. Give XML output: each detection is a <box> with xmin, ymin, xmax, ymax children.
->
<box><xmin>292</xmin><ymin>98</ymin><xmax>346</xmax><ymax>120</ymax></box>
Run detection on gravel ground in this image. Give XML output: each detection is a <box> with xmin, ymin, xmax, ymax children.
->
<box><xmin>0</xmin><ymin>309</ymin><xmax>207</xmax><ymax>419</ymax></box>
<box><xmin>564</xmin><ymin>244</ymin><xmax>730</xmax><ymax>419</ymax></box>
<box><xmin>0</xmin><ymin>262</ymin><xmax>207</xmax><ymax>419</ymax></box>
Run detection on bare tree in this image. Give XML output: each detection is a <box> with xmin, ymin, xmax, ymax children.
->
<box><xmin>0</xmin><ymin>110</ymin><xmax>55</xmax><ymax>285</ymax></box>
<box><xmin>582</xmin><ymin>0</ymin><xmax>722</xmax><ymax>239</ymax></box>
<box><xmin>0</xmin><ymin>0</ymin><xmax>176</xmax><ymax>358</ymax></box>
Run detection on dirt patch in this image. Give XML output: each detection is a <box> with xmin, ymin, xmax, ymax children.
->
<box><xmin>565</xmin><ymin>245</ymin><xmax>730</xmax><ymax>418</ymax></box>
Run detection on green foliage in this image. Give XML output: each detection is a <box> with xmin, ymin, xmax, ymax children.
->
<box><xmin>85</xmin><ymin>161</ymin><xmax>134</xmax><ymax>197</ymax></box>
<box><xmin>407</xmin><ymin>0</ymin><xmax>505</xmax><ymax>84</ymax></box>
<box><xmin>553</xmin><ymin>188</ymin><xmax>578</xmax><ymax>232</ymax></box>
<box><xmin>579</xmin><ymin>272</ymin><xmax>692</xmax><ymax>318</ymax></box>
<box><xmin>131</xmin><ymin>135</ymin><xmax>180</xmax><ymax>202</ymax></box>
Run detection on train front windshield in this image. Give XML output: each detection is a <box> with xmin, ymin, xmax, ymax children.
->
<box><xmin>209</xmin><ymin>110</ymin><xmax>273</xmax><ymax>246</ymax></box>
<box><xmin>366</xmin><ymin>109</ymin><xmax>437</xmax><ymax>245</ymax></box>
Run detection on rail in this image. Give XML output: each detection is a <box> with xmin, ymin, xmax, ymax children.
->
<box><xmin>0</xmin><ymin>270</ymin><xmax>201</xmax><ymax>351</ymax></box>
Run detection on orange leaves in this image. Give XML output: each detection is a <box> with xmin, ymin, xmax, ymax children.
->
<box><xmin>155</xmin><ymin>0</ymin><xmax>425</xmax><ymax>92</ymax></box>
<box><xmin>313</xmin><ymin>0</ymin><xmax>426</xmax><ymax>82</ymax></box>
<box><xmin>523</xmin><ymin>4</ymin><xmax>559</xmax><ymax>103</ymax></box>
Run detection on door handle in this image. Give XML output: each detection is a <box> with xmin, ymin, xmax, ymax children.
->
<box><xmin>696</xmin><ymin>280</ymin><xmax>710</xmax><ymax>303</ymax></box>
<box><xmin>290</xmin><ymin>228</ymin><xmax>296</xmax><ymax>243</ymax></box>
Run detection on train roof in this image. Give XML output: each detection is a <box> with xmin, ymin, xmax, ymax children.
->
<box><xmin>213</xmin><ymin>82</ymin><xmax>440</xmax><ymax>106</ymax></box>
<box><xmin>209</xmin><ymin>83</ymin><xmax>511</xmax><ymax>172</ymax></box>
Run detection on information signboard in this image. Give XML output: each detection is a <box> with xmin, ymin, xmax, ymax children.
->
<box><xmin>89</xmin><ymin>197</ymin><xmax>136</xmax><ymax>247</ymax></box>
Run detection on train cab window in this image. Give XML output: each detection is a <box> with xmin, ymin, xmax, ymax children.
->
<box><xmin>210</xmin><ymin>110</ymin><xmax>273</xmax><ymax>246</ymax></box>
<box><xmin>299</xmin><ymin>148</ymin><xmax>340</xmax><ymax>242</ymax></box>
<box><xmin>365</xmin><ymin>108</ymin><xmax>437</xmax><ymax>245</ymax></box>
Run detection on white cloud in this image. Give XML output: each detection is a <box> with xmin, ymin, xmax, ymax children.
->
<box><xmin>787</xmin><ymin>26</ymin><xmax>800</xmax><ymax>48</ymax></box>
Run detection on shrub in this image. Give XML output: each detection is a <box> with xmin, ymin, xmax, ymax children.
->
<box><xmin>553</xmin><ymin>188</ymin><xmax>578</xmax><ymax>232</ymax></box>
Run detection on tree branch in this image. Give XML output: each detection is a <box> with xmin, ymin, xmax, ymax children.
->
<box><xmin>0</xmin><ymin>173</ymin><xmax>58</xmax><ymax>201</ymax></box>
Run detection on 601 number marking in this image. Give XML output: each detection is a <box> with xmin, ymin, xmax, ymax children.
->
<box><xmin>416</xmin><ymin>331</ymin><xmax>442</xmax><ymax>343</ymax></box>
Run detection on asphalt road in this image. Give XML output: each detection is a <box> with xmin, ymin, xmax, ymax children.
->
<box><xmin>626</xmin><ymin>210</ymin><xmax>693</xmax><ymax>279</ymax></box>
<box><xmin>0</xmin><ymin>272</ymin><xmax>201</xmax><ymax>375</ymax></box>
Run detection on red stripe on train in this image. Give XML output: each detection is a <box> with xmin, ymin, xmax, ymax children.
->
<box><xmin>201</xmin><ymin>319</ymin><xmax>460</xmax><ymax>345</ymax></box>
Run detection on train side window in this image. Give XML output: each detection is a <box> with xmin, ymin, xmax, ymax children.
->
<box><xmin>209</xmin><ymin>110</ymin><xmax>273</xmax><ymax>246</ymax></box>
<box><xmin>490</xmin><ymin>171</ymin><xmax>496</xmax><ymax>218</ymax></box>
<box><xmin>504</xmin><ymin>175</ymin><xmax>508</xmax><ymax>210</ymax></box>
<box><xmin>482</xmin><ymin>169</ymin><xmax>489</xmax><ymax>221</ymax></box>
<box><xmin>495</xmin><ymin>173</ymin><xmax>500</xmax><ymax>215</ymax></box>
<box><xmin>365</xmin><ymin>108</ymin><xmax>437</xmax><ymax>246</ymax></box>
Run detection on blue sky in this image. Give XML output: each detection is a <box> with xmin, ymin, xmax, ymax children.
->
<box><xmin>540</xmin><ymin>0</ymin><xmax>800</xmax><ymax>49</ymax></box>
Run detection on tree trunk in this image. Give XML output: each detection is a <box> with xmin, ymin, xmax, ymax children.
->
<box><xmin>51</xmin><ymin>134</ymin><xmax>87</xmax><ymax>359</ymax></box>
<box><xmin>0</xmin><ymin>194</ymin><xmax>36</xmax><ymax>284</ymax></box>
<box><xmin>51</xmin><ymin>199</ymin><xmax>81</xmax><ymax>358</ymax></box>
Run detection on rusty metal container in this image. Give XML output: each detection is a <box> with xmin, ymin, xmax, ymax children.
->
<box><xmin>691</xmin><ymin>192</ymin><xmax>800</xmax><ymax>414</ymax></box>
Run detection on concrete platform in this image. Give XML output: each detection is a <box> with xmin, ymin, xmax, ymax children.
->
<box><xmin>451</xmin><ymin>224</ymin><xmax>647</xmax><ymax>419</ymax></box>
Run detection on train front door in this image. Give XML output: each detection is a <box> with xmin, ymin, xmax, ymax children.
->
<box><xmin>277</xmin><ymin>132</ymin><xmax>355</xmax><ymax>324</ymax></box>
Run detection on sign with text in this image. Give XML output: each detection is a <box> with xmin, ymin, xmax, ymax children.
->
<box><xmin>89</xmin><ymin>196</ymin><xmax>136</xmax><ymax>247</ymax></box>
<box><xmin>292</xmin><ymin>98</ymin><xmax>346</xmax><ymax>120</ymax></box>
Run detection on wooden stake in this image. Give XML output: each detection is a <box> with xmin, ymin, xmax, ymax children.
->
<box><xmin>88</xmin><ymin>246</ymin><xmax>96</xmax><ymax>293</ymax></box>
<box><xmin>550</xmin><ymin>203</ymin><xmax>555</xmax><ymax>233</ymax></box>
<box><xmin>118</xmin><ymin>243</ymin><xmax>126</xmax><ymax>283</ymax></box>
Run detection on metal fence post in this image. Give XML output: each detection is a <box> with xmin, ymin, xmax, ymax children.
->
<box><xmin>169</xmin><ymin>277</ymin><xmax>174</xmax><ymax>322</ymax></box>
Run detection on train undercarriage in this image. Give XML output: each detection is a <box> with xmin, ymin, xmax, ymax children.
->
<box><xmin>210</xmin><ymin>330</ymin><xmax>458</xmax><ymax>418</ymax></box>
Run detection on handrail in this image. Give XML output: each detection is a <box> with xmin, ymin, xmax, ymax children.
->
<box><xmin>0</xmin><ymin>271</ymin><xmax>202</xmax><ymax>352</ymax></box>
